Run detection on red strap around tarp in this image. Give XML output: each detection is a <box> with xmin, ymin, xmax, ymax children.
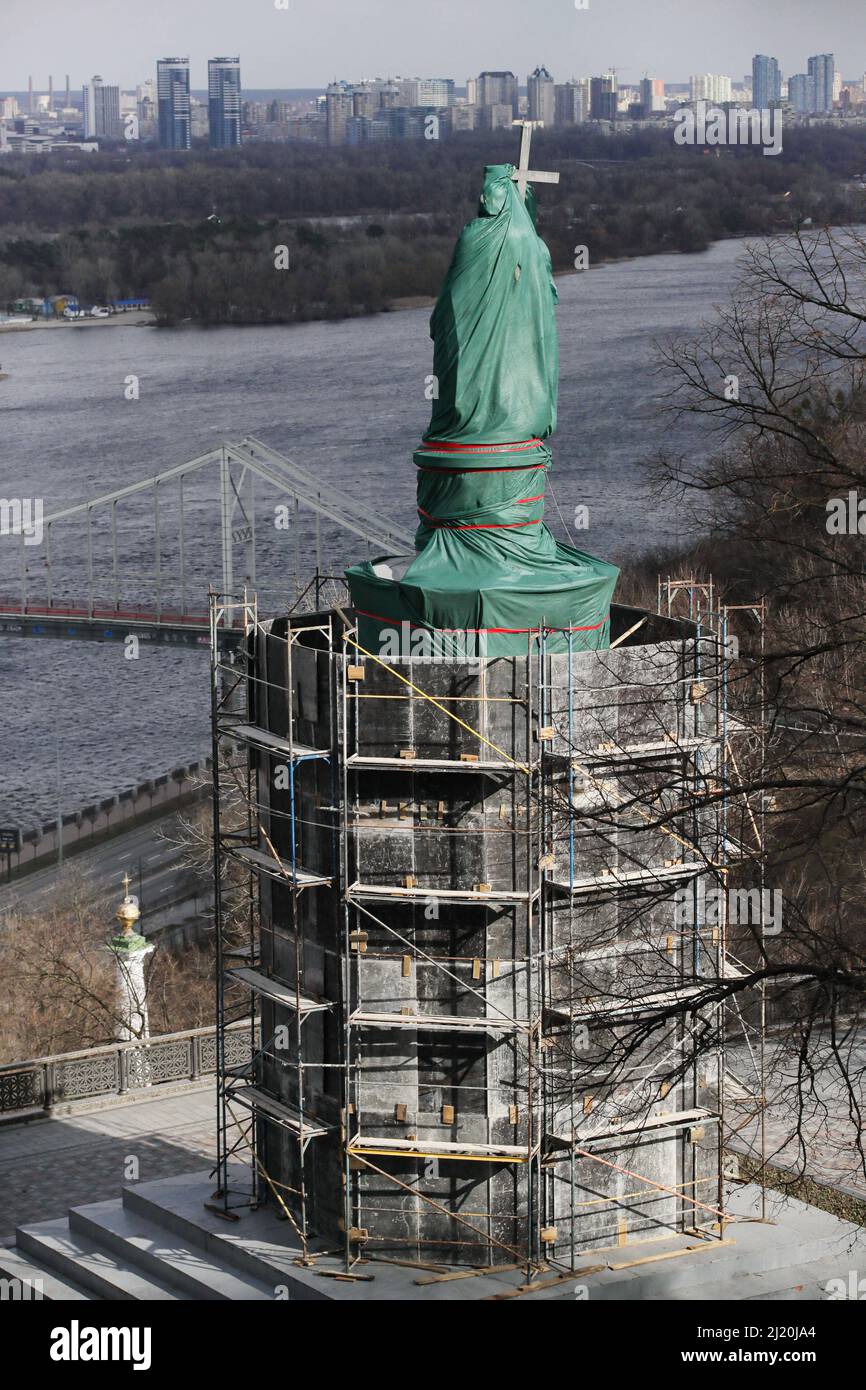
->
<box><xmin>418</xmin><ymin>437</ymin><xmax>543</xmax><ymax>453</ymax></box>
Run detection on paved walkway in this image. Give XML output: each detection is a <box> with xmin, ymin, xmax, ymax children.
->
<box><xmin>0</xmin><ymin>1084</ymin><xmax>232</xmax><ymax>1236</ymax></box>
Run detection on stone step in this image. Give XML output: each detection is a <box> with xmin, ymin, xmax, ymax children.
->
<box><xmin>16</xmin><ymin>1218</ymin><xmax>185</xmax><ymax>1300</ymax></box>
<box><xmin>0</xmin><ymin>1244</ymin><xmax>91</xmax><ymax>1301</ymax></box>
<box><xmin>70</xmin><ymin>1200</ymin><xmax>280</xmax><ymax>1300</ymax></box>
<box><xmin>124</xmin><ymin>1169</ymin><xmax>866</xmax><ymax>1303</ymax></box>
<box><xmin>122</xmin><ymin>1171</ymin><xmax>319</xmax><ymax>1294</ymax></box>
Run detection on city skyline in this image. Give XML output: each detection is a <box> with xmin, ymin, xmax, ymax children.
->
<box><xmin>1</xmin><ymin>0</ymin><xmax>865</xmax><ymax>91</ymax></box>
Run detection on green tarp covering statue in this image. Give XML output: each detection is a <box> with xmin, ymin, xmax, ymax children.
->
<box><xmin>347</xmin><ymin>149</ymin><xmax>618</xmax><ymax>657</ymax></box>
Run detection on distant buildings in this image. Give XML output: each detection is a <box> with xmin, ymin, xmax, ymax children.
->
<box><xmin>83</xmin><ymin>75</ymin><xmax>121</xmax><ymax>140</ymax></box>
<box><xmin>527</xmin><ymin>65</ymin><xmax>555</xmax><ymax>125</ymax></box>
<box><xmin>451</xmin><ymin>104</ymin><xmax>477</xmax><ymax>133</ymax></box>
<box><xmin>689</xmin><ymin>73</ymin><xmax>732</xmax><ymax>104</ymax></box>
<box><xmin>788</xmin><ymin>73</ymin><xmax>815</xmax><ymax>113</ymax></box>
<box><xmin>325</xmin><ymin>81</ymin><xmax>353</xmax><ymax>144</ymax></box>
<box><xmin>7</xmin><ymin>45</ymin><xmax>865</xmax><ymax>161</ymax></box>
<box><xmin>481</xmin><ymin>102</ymin><xmax>514</xmax><ymax>132</ymax></box>
<box><xmin>325</xmin><ymin>77</ymin><xmax>458</xmax><ymax>145</ymax></box>
<box><xmin>752</xmin><ymin>54</ymin><xmax>782</xmax><ymax>109</ymax></box>
<box><xmin>640</xmin><ymin>77</ymin><xmax>666</xmax><ymax>115</ymax></box>
<box><xmin>416</xmin><ymin>78</ymin><xmax>454</xmax><ymax>107</ymax></box>
<box><xmin>555</xmin><ymin>78</ymin><xmax>588</xmax><ymax>125</ymax></box>
<box><xmin>589</xmin><ymin>73</ymin><xmax>617</xmax><ymax>121</ymax></box>
<box><xmin>208</xmin><ymin>57</ymin><xmax>242</xmax><ymax>147</ymax></box>
<box><xmin>157</xmin><ymin>57</ymin><xmax>191</xmax><ymax>149</ymax></box>
<box><xmin>782</xmin><ymin>53</ymin><xmax>837</xmax><ymax>115</ymax></box>
<box><xmin>393</xmin><ymin>76</ymin><xmax>454</xmax><ymax>107</ymax></box>
<box><xmin>477</xmin><ymin>71</ymin><xmax>519</xmax><ymax>118</ymax></box>
<box><xmin>808</xmin><ymin>54</ymin><xmax>835</xmax><ymax>114</ymax></box>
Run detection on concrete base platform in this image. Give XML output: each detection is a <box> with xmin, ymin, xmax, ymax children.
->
<box><xmin>1</xmin><ymin>1170</ymin><xmax>864</xmax><ymax>1301</ymax></box>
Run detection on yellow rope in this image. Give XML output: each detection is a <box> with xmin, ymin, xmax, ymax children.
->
<box><xmin>336</xmin><ymin>610</ymin><xmax>531</xmax><ymax>773</ymax></box>
<box><xmin>336</xmin><ymin>608</ymin><xmax>714</xmax><ymax>869</ymax></box>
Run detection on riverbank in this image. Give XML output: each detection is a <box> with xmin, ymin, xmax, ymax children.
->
<box><xmin>387</xmin><ymin>248</ymin><xmax>709</xmax><ymax>315</ymax></box>
<box><xmin>0</xmin><ymin>310</ymin><xmax>155</xmax><ymax>334</ymax></box>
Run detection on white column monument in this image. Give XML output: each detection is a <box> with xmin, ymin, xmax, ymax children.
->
<box><xmin>108</xmin><ymin>873</ymin><xmax>155</xmax><ymax>1087</ymax></box>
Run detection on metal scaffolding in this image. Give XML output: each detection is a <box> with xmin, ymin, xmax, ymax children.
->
<box><xmin>660</xmin><ymin>577</ymin><xmax>770</xmax><ymax>1217</ymax></box>
<box><xmin>210</xmin><ymin>581</ymin><xmax>741</xmax><ymax>1279</ymax></box>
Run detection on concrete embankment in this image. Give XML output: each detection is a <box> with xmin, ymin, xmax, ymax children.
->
<box><xmin>6</xmin><ymin>760</ymin><xmax>211</xmax><ymax>881</ymax></box>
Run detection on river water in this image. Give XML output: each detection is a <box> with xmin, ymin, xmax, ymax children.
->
<box><xmin>0</xmin><ymin>237</ymin><xmax>747</xmax><ymax>826</ymax></box>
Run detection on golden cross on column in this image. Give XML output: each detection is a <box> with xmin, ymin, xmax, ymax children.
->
<box><xmin>511</xmin><ymin>122</ymin><xmax>560</xmax><ymax>202</ymax></box>
<box><xmin>122</xmin><ymin>871</ymin><xmax>131</xmax><ymax>896</ymax></box>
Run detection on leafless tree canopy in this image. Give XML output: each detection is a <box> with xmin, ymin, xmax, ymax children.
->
<box><xmin>0</xmin><ymin>867</ymin><xmax>212</xmax><ymax>1063</ymax></box>
<box><xmin>575</xmin><ymin>226</ymin><xmax>866</xmax><ymax>1195</ymax></box>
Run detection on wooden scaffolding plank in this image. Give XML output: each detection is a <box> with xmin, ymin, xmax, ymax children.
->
<box><xmin>226</xmin><ymin>966</ymin><xmax>332</xmax><ymax>1014</ymax></box>
<box><xmin>347</xmin><ymin>754</ymin><xmax>515</xmax><ymax>773</ymax></box>
<box><xmin>231</xmin><ymin>1085</ymin><xmax>329</xmax><ymax>1138</ymax></box>
<box><xmin>545</xmin><ymin>984</ymin><xmax>707</xmax><ymax>1025</ymax></box>
<box><xmin>228</xmin><ymin>844</ymin><xmax>331</xmax><ymax>887</ymax></box>
<box><xmin>348</xmin><ymin>881</ymin><xmax>536</xmax><ymax>904</ymax></box>
<box><xmin>350</xmin><ymin>1010</ymin><xmax>528</xmax><ymax>1034</ymax></box>
<box><xmin>228</xmin><ymin>722</ymin><xmax>330</xmax><ymax>761</ymax></box>
<box><xmin>552</xmin><ymin>861</ymin><xmax>705</xmax><ymax>897</ymax></box>
<box><xmin>546</xmin><ymin>1108</ymin><xmax>717</xmax><ymax>1152</ymax></box>
<box><xmin>348</xmin><ymin>1135</ymin><xmax>532</xmax><ymax>1163</ymax></box>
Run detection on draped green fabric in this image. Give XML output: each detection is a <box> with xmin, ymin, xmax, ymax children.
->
<box><xmin>346</xmin><ymin>163</ymin><xmax>618</xmax><ymax>657</ymax></box>
<box><xmin>425</xmin><ymin>175</ymin><xmax>558</xmax><ymax>444</ymax></box>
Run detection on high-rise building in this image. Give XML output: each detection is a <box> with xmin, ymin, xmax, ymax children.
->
<box><xmin>589</xmin><ymin>73</ymin><xmax>617</xmax><ymax>121</ymax></box>
<box><xmin>752</xmin><ymin>54</ymin><xmax>782</xmax><ymax>109</ymax></box>
<box><xmin>157</xmin><ymin>57</ymin><xmax>191</xmax><ymax>149</ymax></box>
<box><xmin>326</xmin><ymin>81</ymin><xmax>354</xmax><ymax>143</ymax></box>
<box><xmin>417</xmin><ymin>78</ymin><xmax>454</xmax><ymax>107</ymax></box>
<box><xmin>527</xmin><ymin>65</ymin><xmax>555</xmax><ymax>125</ymax></box>
<box><xmin>208</xmin><ymin>57</ymin><xmax>242</xmax><ymax>147</ymax></box>
<box><xmin>639</xmin><ymin>77</ymin><xmax>666</xmax><ymax>114</ymax></box>
<box><xmin>83</xmin><ymin>75</ymin><xmax>122</xmax><ymax>140</ymax></box>
<box><xmin>807</xmin><ymin>54</ymin><xmax>835</xmax><ymax>113</ymax></box>
<box><xmin>554</xmin><ymin>79</ymin><xmax>587</xmax><ymax>125</ymax></box>
<box><xmin>378</xmin><ymin>81</ymin><xmax>401</xmax><ymax>109</ymax></box>
<box><xmin>477</xmin><ymin>71</ymin><xmax>519</xmax><ymax>117</ymax></box>
<box><xmin>788</xmin><ymin>73</ymin><xmax>816</xmax><ymax>113</ymax></box>
<box><xmin>465</xmin><ymin>76</ymin><xmax>477</xmax><ymax>105</ymax></box>
<box><xmin>352</xmin><ymin>83</ymin><xmax>377</xmax><ymax>120</ymax></box>
<box><xmin>689</xmin><ymin>73</ymin><xmax>732</xmax><ymax>104</ymax></box>
<box><xmin>136</xmin><ymin>80</ymin><xmax>157</xmax><ymax>134</ymax></box>
<box><xmin>395</xmin><ymin>77</ymin><xmax>420</xmax><ymax>106</ymax></box>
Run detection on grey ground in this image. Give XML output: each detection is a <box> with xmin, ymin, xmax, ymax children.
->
<box><xmin>0</xmin><ymin>1083</ymin><xmax>222</xmax><ymax>1237</ymax></box>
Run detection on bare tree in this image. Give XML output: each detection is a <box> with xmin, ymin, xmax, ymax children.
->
<box><xmin>548</xmin><ymin>227</ymin><xmax>866</xmax><ymax>1203</ymax></box>
<box><xmin>0</xmin><ymin>866</ymin><xmax>214</xmax><ymax>1063</ymax></box>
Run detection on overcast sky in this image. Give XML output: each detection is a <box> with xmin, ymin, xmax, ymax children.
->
<box><xmin>2</xmin><ymin>0</ymin><xmax>863</xmax><ymax>92</ymax></box>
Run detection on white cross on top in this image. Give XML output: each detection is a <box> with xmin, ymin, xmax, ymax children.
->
<box><xmin>511</xmin><ymin>122</ymin><xmax>560</xmax><ymax>202</ymax></box>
